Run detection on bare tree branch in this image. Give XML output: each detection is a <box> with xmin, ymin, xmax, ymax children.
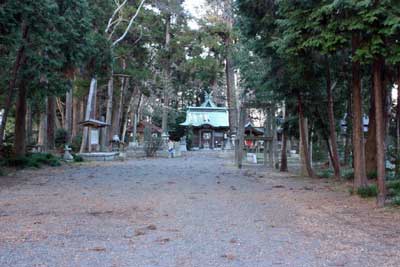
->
<box><xmin>105</xmin><ymin>0</ymin><xmax>128</xmax><ymax>33</ymax></box>
<box><xmin>112</xmin><ymin>0</ymin><xmax>146</xmax><ymax>47</ymax></box>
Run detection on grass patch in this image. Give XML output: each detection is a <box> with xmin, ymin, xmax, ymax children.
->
<box><xmin>367</xmin><ymin>171</ymin><xmax>377</xmax><ymax>180</ymax></box>
<box><xmin>317</xmin><ymin>169</ymin><xmax>333</xmax><ymax>179</ymax></box>
<box><xmin>342</xmin><ymin>169</ymin><xmax>354</xmax><ymax>180</ymax></box>
<box><xmin>356</xmin><ymin>184</ymin><xmax>378</xmax><ymax>198</ymax></box>
<box><xmin>73</xmin><ymin>154</ymin><xmax>84</xmax><ymax>162</ymax></box>
<box><xmin>387</xmin><ymin>180</ymin><xmax>400</xmax><ymax>206</ymax></box>
<box><xmin>392</xmin><ymin>196</ymin><xmax>400</xmax><ymax>206</ymax></box>
<box><xmin>0</xmin><ymin>153</ymin><xmax>61</xmax><ymax>169</ymax></box>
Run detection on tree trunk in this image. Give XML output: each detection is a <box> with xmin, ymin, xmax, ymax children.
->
<box><xmin>272</xmin><ymin>106</ymin><xmax>279</xmax><ymax>169</ymax></box>
<box><xmin>226</xmin><ymin>54</ymin><xmax>238</xmax><ymax>135</ymax></box>
<box><xmin>47</xmin><ymin>96</ymin><xmax>56</xmax><ymax>150</ymax></box>
<box><xmin>80</xmin><ymin>78</ymin><xmax>97</xmax><ymax>153</ymax></box>
<box><xmin>396</xmin><ymin>66</ymin><xmax>400</xmax><ymax>176</ymax></box>
<box><xmin>162</xmin><ymin>14</ymin><xmax>171</xmax><ymax>136</ymax></box>
<box><xmin>280</xmin><ymin>129</ymin><xmax>288</xmax><ymax>172</ymax></box>
<box><xmin>121</xmin><ymin>91</ymin><xmax>136</xmax><ymax>143</ymax></box>
<box><xmin>65</xmin><ymin>83</ymin><xmax>73</xmax><ymax>143</ymax></box>
<box><xmin>25</xmin><ymin>102</ymin><xmax>32</xmax><ymax>146</ymax></box>
<box><xmin>344</xmin><ymin>90</ymin><xmax>352</xmax><ymax>165</ymax></box>
<box><xmin>105</xmin><ymin>76</ymin><xmax>114</xmax><ymax>145</ymax></box>
<box><xmin>365</xmin><ymin>78</ymin><xmax>378</xmax><ymax>175</ymax></box>
<box><xmin>132</xmin><ymin>93</ymin><xmax>142</xmax><ymax>143</ymax></box>
<box><xmin>14</xmin><ymin>80</ymin><xmax>27</xmax><ymax>156</ymax></box>
<box><xmin>111</xmin><ymin>77</ymin><xmax>125</xmax><ymax>139</ymax></box>
<box><xmin>56</xmin><ymin>97</ymin><xmax>65</xmax><ymax>129</ymax></box>
<box><xmin>268</xmin><ymin>109</ymin><xmax>274</xmax><ymax>168</ymax></box>
<box><xmin>280</xmin><ymin>102</ymin><xmax>288</xmax><ymax>171</ymax></box>
<box><xmin>72</xmin><ymin>95</ymin><xmax>80</xmax><ymax>139</ymax></box>
<box><xmin>263</xmin><ymin>116</ymin><xmax>269</xmax><ymax>167</ymax></box>
<box><xmin>223</xmin><ymin>0</ymin><xmax>237</xmax><ymax>136</ymax></box>
<box><xmin>373</xmin><ymin>57</ymin><xmax>386</xmax><ymax>207</ymax></box>
<box><xmin>162</xmin><ymin>84</ymin><xmax>169</xmax><ymax>135</ymax></box>
<box><xmin>325</xmin><ymin>56</ymin><xmax>341</xmax><ymax>178</ymax></box>
<box><xmin>352</xmin><ymin>33</ymin><xmax>367</xmax><ymax>190</ymax></box>
<box><xmin>0</xmin><ymin>23</ymin><xmax>29</xmax><ymax>146</ymax></box>
<box><xmin>299</xmin><ymin>116</ymin><xmax>309</xmax><ymax>176</ymax></box>
<box><xmin>236</xmin><ymin>105</ymin><xmax>246</xmax><ymax>169</ymax></box>
<box><xmin>298</xmin><ymin>93</ymin><xmax>315</xmax><ymax>178</ymax></box>
<box><xmin>38</xmin><ymin>99</ymin><xmax>48</xmax><ymax>151</ymax></box>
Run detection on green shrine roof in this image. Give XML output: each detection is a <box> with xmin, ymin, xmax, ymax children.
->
<box><xmin>180</xmin><ymin>93</ymin><xmax>229</xmax><ymax>128</ymax></box>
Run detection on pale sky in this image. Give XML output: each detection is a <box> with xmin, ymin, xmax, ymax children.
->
<box><xmin>183</xmin><ymin>0</ymin><xmax>207</xmax><ymax>28</ymax></box>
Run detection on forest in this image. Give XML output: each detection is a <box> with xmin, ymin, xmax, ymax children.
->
<box><xmin>1</xmin><ymin>0</ymin><xmax>400</xmax><ymax>208</ymax></box>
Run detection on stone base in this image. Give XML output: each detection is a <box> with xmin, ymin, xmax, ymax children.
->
<box><xmin>78</xmin><ymin>152</ymin><xmax>119</xmax><ymax>162</ymax></box>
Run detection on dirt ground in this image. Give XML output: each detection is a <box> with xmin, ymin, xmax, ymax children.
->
<box><xmin>1</xmin><ymin>151</ymin><xmax>400</xmax><ymax>267</ymax></box>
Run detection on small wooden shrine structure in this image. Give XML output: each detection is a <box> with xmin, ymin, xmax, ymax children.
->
<box><xmin>79</xmin><ymin>119</ymin><xmax>109</xmax><ymax>152</ymax></box>
<box><xmin>181</xmin><ymin>92</ymin><xmax>229</xmax><ymax>149</ymax></box>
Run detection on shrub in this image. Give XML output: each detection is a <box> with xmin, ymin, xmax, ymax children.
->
<box><xmin>387</xmin><ymin>180</ymin><xmax>400</xmax><ymax>198</ymax></box>
<box><xmin>71</xmin><ymin>135</ymin><xmax>82</xmax><ymax>153</ymax></box>
<box><xmin>348</xmin><ymin>187</ymin><xmax>354</xmax><ymax>195</ymax></box>
<box><xmin>55</xmin><ymin>128</ymin><xmax>69</xmax><ymax>149</ymax></box>
<box><xmin>0</xmin><ymin>144</ymin><xmax>14</xmax><ymax>159</ymax></box>
<box><xmin>144</xmin><ymin>127</ymin><xmax>162</xmax><ymax>157</ymax></box>
<box><xmin>1</xmin><ymin>153</ymin><xmax>61</xmax><ymax>169</ymax></box>
<box><xmin>367</xmin><ymin>171</ymin><xmax>377</xmax><ymax>180</ymax></box>
<box><xmin>342</xmin><ymin>169</ymin><xmax>354</xmax><ymax>180</ymax></box>
<box><xmin>387</xmin><ymin>180</ymin><xmax>400</xmax><ymax>191</ymax></box>
<box><xmin>186</xmin><ymin>127</ymin><xmax>193</xmax><ymax>151</ymax></box>
<box><xmin>392</xmin><ymin>195</ymin><xmax>400</xmax><ymax>206</ymax></box>
<box><xmin>357</xmin><ymin>184</ymin><xmax>378</xmax><ymax>198</ymax></box>
<box><xmin>3</xmin><ymin>156</ymin><xmax>30</xmax><ymax>168</ymax></box>
<box><xmin>73</xmin><ymin>154</ymin><xmax>84</xmax><ymax>162</ymax></box>
<box><xmin>317</xmin><ymin>169</ymin><xmax>333</xmax><ymax>179</ymax></box>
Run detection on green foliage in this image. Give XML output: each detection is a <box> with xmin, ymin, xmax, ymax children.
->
<box><xmin>367</xmin><ymin>171</ymin><xmax>378</xmax><ymax>180</ymax></box>
<box><xmin>342</xmin><ymin>169</ymin><xmax>355</xmax><ymax>181</ymax></box>
<box><xmin>392</xmin><ymin>195</ymin><xmax>400</xmax><ymax>206</ymax></box>
<box><xmin>387</xmin><ymin>180</ymin><xmax>400</xmax><ymax>203</ymax></box>
<box><xmin>0</xmin><ymin>153</ymin><xmax>61</xmax><ymax>169</ymax></box>
<box><xmin>357</xmin><ymin>184</ymin><xmax>378</xmax><ymax>198</ymax></box>
<box><xmin>317</xmin><ymin>169</ymin><xmax>333</xmax><ymax>179</ymax></box>
<box><xmin>55</xmin><ymin>128</ymin><xmax>69</xmax><ymax>148</ymax></box>
<box><xmin>143</xmin><ymin>127</ymin><xmax>162</xmax><ymax>157</ymax></box>
<box><xmin>71</xmin><ymin>135</ymin><xmax>82</xmax><ymax>153</ymax></box>
<box><xmin>73</xmin><ymin>154</ymin><xmax>84</xmax><ymax>163</ymax></box>
<box><xmin>186</xmin><ymin>127</ymin><xmax>194</xmax><ymax>151</ymax></box>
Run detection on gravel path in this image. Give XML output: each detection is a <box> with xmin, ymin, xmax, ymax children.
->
<box><xmin>1</xmin><ymin>151</ymin><xmax>400</xmax><ymax>267</ymax></box>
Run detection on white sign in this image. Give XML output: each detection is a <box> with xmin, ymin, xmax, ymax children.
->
<box><xmin>91</xmin><ymin>129</ymin><xmax>99</xmax><ymax>145</ymax></box>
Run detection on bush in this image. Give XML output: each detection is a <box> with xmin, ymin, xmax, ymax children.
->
<box><xmin>387</xmin><ymin>180</ymin><xmax>400</xmax><ymax>191</ymax></box>
<box><xmin>317</xmin><ymin>169</ymin><xmax>333</xmax><ymax>179</ymax></box>
<box><xmin>55</xmin><ymin>128</ymin><xmax>69</xmax><ymax>149</ymax></box>
<box><xmin>186</xmin><ymin>127</ymin><xmax>193</xmax><ymax>151</ymax></box>
<box><xmin>387</xmin><ymin>180</ymin><xmax>400</xmax><ymax>199</ymax></box>
<box><xmin>1</xmin><ymin>153</ymin><xmax>61</xmax><ymax>169</ymax></box>
<box><xmin>3</xmin><ymin>156</ymin><xmax>30</xmax><ymax>168</ymax></box>
<box><xmin>342</xmin><ymin>169</ymin><xmax>354</xmax><ymax>180</ymax></box>
<box><xmin>367</xmin><ymin>171</ymin><xmax>377</xmax><ymax>180</ymax></box>
<box><xmin>0</xmin><ymin>144</ymin><xmax>14</xmax><ymax>159</ymax></box>
<box><xmin>71</xmin><ymin>135</ymin><xmax>82</xmax><ymax>153</ymax></box>
<box><xmin>357</xmin><ymin>184</ymin><xmax>378</xmax><ymax>198</ymax></box>
<box><xmin>144</xmin><ymin>126</ymin><xmax>162</xmax><ymax>157</ymax></box>
<box><xmin>392</xmin><ymin>195</ymin><xmax>400</xmax><ymax>206</ymax></box>
<box><xmin>73</xmin><ymin>154</ymin><xmax>84</xmax><ymax>162</ymax></box>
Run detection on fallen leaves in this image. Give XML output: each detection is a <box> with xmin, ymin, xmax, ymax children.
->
<box><xmin>221</xmin><ymin>254</ymin><xmax>236</xmax><ymax>260</ymax></box>
<box><xmin>88</xmin><ymin>247</ymin><xmax>106</xmax><ymax>252</ymax></box>
<box><xmin>155</xmin><ymin>237</ymin><xmax>170</xmax><ymax>244</ymax></box>
<box><xmin>147</xmin><ymin>224</ymin><xmax>157</xmax><ymax>230</ymax></box>
<box><xmin>134</xmin><ymin>229</ymin><xmax>146</xmax><ymax>236</ymax></box>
